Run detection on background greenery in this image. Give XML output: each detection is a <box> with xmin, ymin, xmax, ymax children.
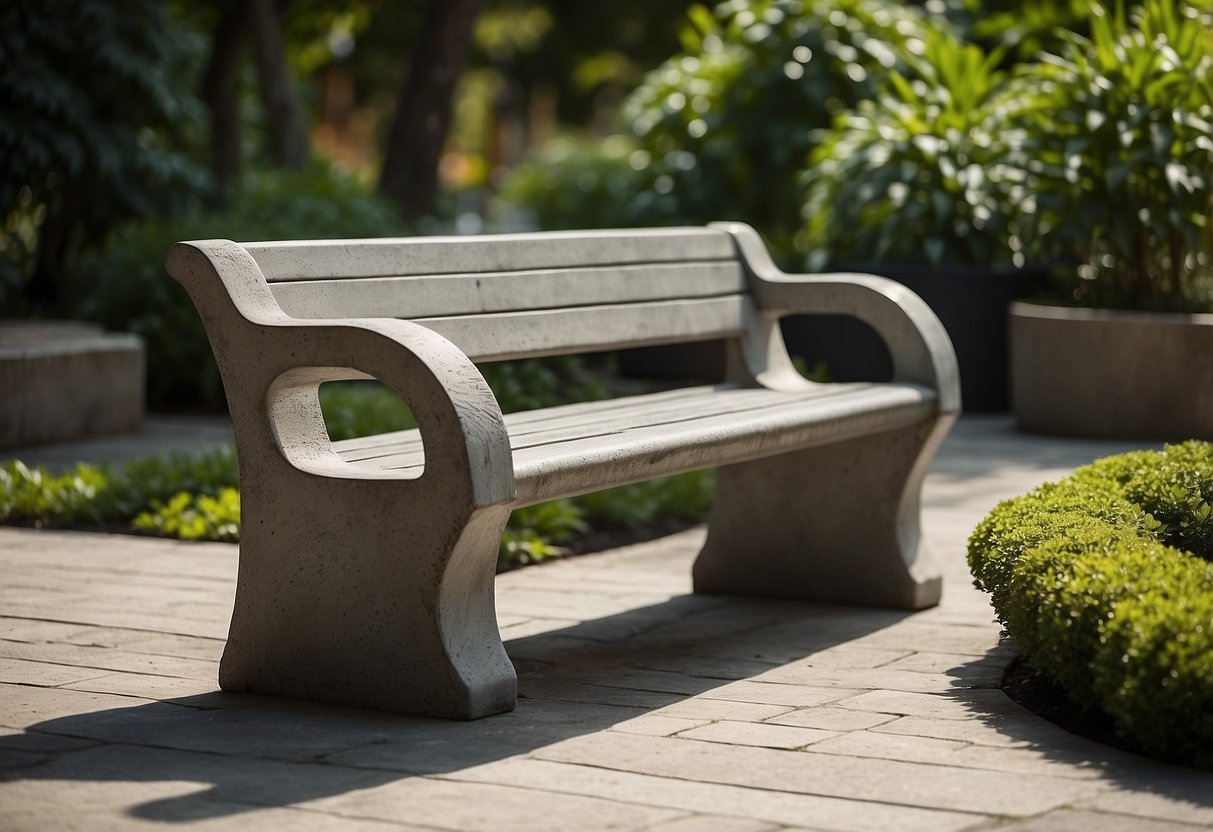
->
<box><xmin>6</xmin><ymin>0</ymin><xmax>1210</xmax><ymax>412</ymax></box>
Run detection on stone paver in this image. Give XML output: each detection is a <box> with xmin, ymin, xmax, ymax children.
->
<box><xmin>2</xmin><ymin>415</ymin><xmax>1211</xmax><ymax>830</ymax></box>
<box><xmin>677</xmin><ymin>719</ymin><xmax>837</xmax><ymax>750</ymax></box>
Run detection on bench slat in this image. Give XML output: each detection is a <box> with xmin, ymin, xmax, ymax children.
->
<box><xmin>269</xmin><ymin>261</ymin><xmax>746</xmax><ymax>320</ymax></box>
<box><xmin>246</xmin><ymin>228</ymin><xmax>735</xmax><ymax>281</ymax></box>
<box><xmin>414</xmin><ymin>296</ymin><xmax>749</xmax><ymax>363</ymax></box>
<box><xmin>332</xmin><ymin>383</ymin><xmax>936</xmax><ymax>505</ymax></box>
<box><xmin>333</xmin><ymin>384</ymin><xmax>719</xmax><ymax>455</ymax></box>
<box><xmin>512</xmin><ymin>385</ymin><xmax>934</xmax><ymax>505</ymax></box>
<box><xmin>340</xmin><ymin>384</ymin><xmax>860</xmax><ymax>465</ymax></box>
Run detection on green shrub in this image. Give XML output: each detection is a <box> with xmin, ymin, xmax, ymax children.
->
<box><xmin>968</xmin><ymin>442</ymin><xmax>1213</xmax><ymax>768</ymax></box>
<box><xmin>801</xmin><ymin>32</ymin><xmax>1025</xmax><ymax>268</ymax></box>
<box><xmin>497</xmin><ymin>135</ymin><xmax>663</xmax><ymax>231</ymax></box>
<box><xmin>65</xmin><ymin>162</ymin><xmax>408</xmax><ymax>409</ymax></box>
<box><xmin>1009</xmin><ymin>0</ymin><xmax>1213</xmax><ymax>311</ymax></box>
<box><xmin>621</xmin><ymin>0</ymin><xmax>944</xmax><ymax>255</ymax></box>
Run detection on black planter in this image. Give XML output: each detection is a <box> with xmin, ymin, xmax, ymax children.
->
<box><xmin>780</xmin><ymin>264</ymin><xmax>1045</xmax><ymax>412</ymax></box>
<box><xmin>619</xmin><ymin>264</ymin><xmax>1043</xmax><ymax>413</ymax></box>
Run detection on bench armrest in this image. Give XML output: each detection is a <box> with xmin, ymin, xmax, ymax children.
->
<box><xmin>713</xmin><ymin>222</ymin><xmax>961</xmax><ymax>414</ymax></box>
<box><xmin>166</xmin><ymin>241</ymin><xmax>515</xmax><ymax>508</ymax></box>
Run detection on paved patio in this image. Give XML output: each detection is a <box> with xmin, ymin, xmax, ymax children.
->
<box><xmin>2</xmin><ymin>416</ymin><xmax>1211</xmax><ymax>830</ymax></box>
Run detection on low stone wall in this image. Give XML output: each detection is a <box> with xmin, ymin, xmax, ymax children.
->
<box><xmin>0</xmin><ymin>321</ymin><xmax>144</xmax><ymax>448</ymax></box>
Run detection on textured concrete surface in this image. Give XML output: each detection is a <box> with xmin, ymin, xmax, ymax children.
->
<box><xmin>2</xmin><ymin>416</ymin><xmax>1211</xmax><ymax>830</ymax></box>
<box><xmin>166</xmin><ymin>226</ymin><xmax>960</xmax><ymax>717</ymax></box>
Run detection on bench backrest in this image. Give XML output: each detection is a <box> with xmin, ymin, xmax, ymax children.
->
<box><xmin>243</xmin><ymin>228</ymin><xmax>751</xmax><ymax>363</ymax></box>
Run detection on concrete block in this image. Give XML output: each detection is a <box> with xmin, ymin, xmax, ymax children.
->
<box><xmin>0</xmin><ymin>320</ymin><xmax>143</xmax><ymax>448</ymax></box>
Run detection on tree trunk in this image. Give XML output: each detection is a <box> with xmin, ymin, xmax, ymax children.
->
<box><xmin>380</xmin><ymin>0</ymin><xmax>482</xmax><ymax>221</ymax></box>
<box><xmin>25</xmin><ymin>194</ymin><xmax>79</xmax><ymax>311</ymax></box>
<box><xmin>202</xmin><ymin>3</ymin><xmax>247</xmax><ymax>202</ymax></box>
<box><xmin>248</xmin><ymin>0</ymin><xmax>308</xmax><ymax>169</ymax></box>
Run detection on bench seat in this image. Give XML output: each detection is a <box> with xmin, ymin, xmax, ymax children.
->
<box><xmin>334</xmin><ymin>381</ymin><xmax>937</xmax><ymax>506</ymax></box>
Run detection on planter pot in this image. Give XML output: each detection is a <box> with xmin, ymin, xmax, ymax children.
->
<box><xmin>780</xmin><ymin>264</ymin><xmax>1045</xmax><ymax>412</ymax></box>
<box><xmin>1010</xmin><ymin>302</ymin><xmax>1213</xmax><ymax>440</ymax></box>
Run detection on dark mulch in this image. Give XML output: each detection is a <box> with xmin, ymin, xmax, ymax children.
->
<box><xmin>1001</xmin><ymin>657</ymin><xmax>1138</xmax><ymax>756</ymax></box>
<box><xmin>563</xmin><ymin>520</ymin><xmax>699</xmax><ymax>556</ymax></box>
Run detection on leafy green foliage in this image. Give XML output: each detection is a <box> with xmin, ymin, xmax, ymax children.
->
<box><xmin>1011</xmin><ymin>0</ymin><xmax>1213</xmax><ymax>310</ymax></box>
<box><xmin>498</xmin><ymin>136</ymin><xmax>660</xmax><ymax>231</ymax></box>
<box><xmin>500</xmin><ymin>500</ymin><xmax>589</xmax><ymax>568</ymax></box>
<box><xmin>968</xmin><ymin>441</ymin><xmax>1213</xmax><ymax>768</ymax></box>
<box><xmin>2</xmin><ymin>372</ymin><xmax>710</xmax><ymax>568</ymax></box>
<box><xmin>802</xmin><ymin>32</ymin><xmax>1023</xmax><ymax>267</ymax></box>
<box><xmin>0</xmin><ymin>0</ymin><xmax>210</xmax><ymax>303</ymax></box>
<box><xmin>970</xmin><ymin>0</ymin><xmax>1107</xmax><ymax>61</ymax></box>
<box><xmin>319</xmin><ymin>383</ymin><xmax>417</xmax><ymax>443</ymax></box>
<box><xmin>503</xmin><ymin>0</ymin><xmax>944</xmax><ymax>255</ymax></box>
<box><xmin>0</xmin><ymin>447</ymin><xmax>238</xmax><ymax>527</ymax></box>
<box><xmin>65</xmin><ymin>162</ymin><xmax>407</xmax><ymax>409</ymax></box>
<box><xmin>133</xmin><ymin>489</ymin><xmax>241</xmax><ymax>542</ymax></box>
<box><xmin>621</xmin><ymin>0</ymin><xmax>943</xmax><ymax>254</ymax></box>
<box><xmin>1121</xmin><ymin>441</ymin><xmax>1213</xmax><ymax>560</ymax></box>
<box><xmin>577</xmin><ymin>471</ymin><xmax>715</xmax><ymax>528</ymax></box>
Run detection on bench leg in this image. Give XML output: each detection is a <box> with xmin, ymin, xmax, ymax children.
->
<box><xmin>219</xmin><ymin>481</ymin><xmax>517</xmax><ymax>719</ymax></box>
<box><xmin>693</xmin><ymin>419</ymin><xmax>947</xmax><ymax>610</ymax></box>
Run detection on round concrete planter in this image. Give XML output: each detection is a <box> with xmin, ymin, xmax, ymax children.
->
<box><xmin>1010</xmin><ymin>302</ymin><xmax>1213</xmax><ymax>440</ymax></box>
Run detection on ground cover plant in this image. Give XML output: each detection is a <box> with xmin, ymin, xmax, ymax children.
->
<box><xmin>0</xmin><ymin>367</ymin><xmax>714</xmax><ymax>569</ymax></box>
<box><xmin>968</xmin><ymin>441</ymin><xmax>1213</xmax><ymax>768</ymax></box>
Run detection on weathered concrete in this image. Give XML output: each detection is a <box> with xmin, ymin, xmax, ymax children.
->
<box><xmin>1010</xmin><ymin>302</ymin><xmax>1213</xmax><ymax>440</ymax></box>
<box><xmin>1</xmin><ymin>415</ymin><xmax>1210</xmax><ymax>830</ymax></box>
<box><xmin>0</xmin><ymin>321</ymin><xmax>144</xmax><ymax>448</ymax></box>
<box><xmin>166</xmin><ymin>224</ymin><xmax>959</xmax><ymax>718</ymax></box>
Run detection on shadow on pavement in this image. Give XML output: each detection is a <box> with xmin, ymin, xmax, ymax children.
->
<box><xmin>1</xmin><ymin>593</ymin><xmax>911</xmax><ymax>822</ymax></box>
<box><xmin>944</xmin><ymin>649</ymin><xmax>1213</xmax><ymax>810</ymax></box>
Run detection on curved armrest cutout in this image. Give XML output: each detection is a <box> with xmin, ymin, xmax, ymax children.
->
<box><xmin>266</xmin><ymin>367</ymin><xmax>426</xmax><ymax>481</ymax></box>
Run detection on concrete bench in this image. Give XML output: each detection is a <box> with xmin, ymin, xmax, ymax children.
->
<box><xmin>167</xmin><ymin>222</ymin><xmax>960</xmax><ymax>719</ymax></box>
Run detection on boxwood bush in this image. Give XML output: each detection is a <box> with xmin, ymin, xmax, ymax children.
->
<box><xmin>968</xmin><ymin>442</ymin><xmax>1213</xmax><ymax>768</ymax></box>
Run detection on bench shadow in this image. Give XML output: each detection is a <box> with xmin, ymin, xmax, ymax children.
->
<box><xmin>938</xmin><ymin>649</ymin><xmax>1213</xmax><ymax>810</ymax></box>
<box><xmin>1</xmin><ymin>593</ymin><xmax>911</xmax><ymax>822</ymax></box>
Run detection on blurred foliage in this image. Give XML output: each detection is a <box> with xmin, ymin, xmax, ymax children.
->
<box><xmin>1009</xmin><ymin>0</ymin><xmax>1213</xmax><ymax>311</ymax></box>
<box><xmin>0</xmin><ymin>447</ymin><xmax>238</xmax><ymax>527</ymax></box>
<box><xmin>65</xmin><ymin>162</ymin><xmax>406</xmax><ymax>409</ymax></box>
<box><xmin>620</xmin><ymin>0</ymin><xmax>946</xmax><ymax>252</ymax></box>
<box><xmin>498</xmin><ymin>135</ymin><xmax>657</xmax><ymax>230</ymax></box>
<box><xmin>801</xmin><ymin>33</ymin><xmax>1024</xmax><ymax>267</ymax></box>
<box><xmin>470</xmin><ymin>0</ymin><xmax>690</xmax><ymax>125</ymax></box>
<box><xmin>133</xmin><ymin>489</ymin><xmax>241</xmax><ymax>542</ymax></box>
<box><xmin>0</xmin><ymin>0</ymin><xmax>211</xmax><ymax>307</ymax></box>
<box><xmin>971</xmin><ymin>0</ymin><xmax>1101</xmax><ymax>60</ymax></box>
<box><xmin>501</xmin><ymin>0</ymin><xmax>948</xmax><ymax>259</ymax></box>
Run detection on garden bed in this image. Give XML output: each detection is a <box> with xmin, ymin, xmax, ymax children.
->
<box><xmin>969</xmin><ymin>442</ymin><xmax>1213</xmax><ymax>770</ymax></box>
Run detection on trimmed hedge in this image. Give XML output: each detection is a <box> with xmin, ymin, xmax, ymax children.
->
<box><xmin>968</xmin><ymin>441</ymin><xmax>1213</xmax><ymax>769</ymax></box>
